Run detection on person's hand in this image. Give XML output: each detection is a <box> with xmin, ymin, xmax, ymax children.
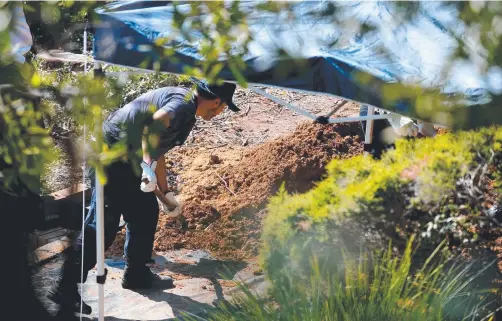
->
<box><xmin>140</xmin><ymin>160</ymin><xmax>157</xmax><ymax>192</ymax></box>
<box><xmin>159</xmin><ymin>192</ymin><xmax>182</xmax><ymax>217</ymax></box>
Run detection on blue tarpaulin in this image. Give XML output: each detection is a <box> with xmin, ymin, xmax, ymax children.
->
<box><xmin>93</xmin><ymin>1</ymin><xmax>500</xmax><ymax>129</ymax></box>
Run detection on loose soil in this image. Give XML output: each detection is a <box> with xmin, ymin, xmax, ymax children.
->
<box><xmin>99</xmin><ymin>86</ymin><xmax>362</xmax><ymax>260</ymax></box>
<box><xmin>107</xmin><ymin>122</ymin><xmax>364</xmax><ymax>260</ymax></box>
<box><xmin>40</xmin><ymin>82</ymin><xmax>501</xmax><ymax>276</ymax></box>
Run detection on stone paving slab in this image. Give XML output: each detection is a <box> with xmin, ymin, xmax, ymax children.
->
<box><xmin>34</xmin><ymin>249</ymin><xmax>267</xmax><ymax>321</ymax></box>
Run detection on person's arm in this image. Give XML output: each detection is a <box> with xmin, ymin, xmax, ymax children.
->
<box><xmin>141</xmin><ymin>108</ymin><xmax>172</xmax><ymax>164</ymax></box>
<box><xmin>141</xmin><ymin>132</ymin><xmax>153</xmax><ymax>165</ymax></box>
<box><xmin>155</xmin><ymin>154</ymin><xmax>169</xmax><ymax>193</ymax></box>
<box><xmin>140</xmin><ymin>99</ymin><xmax>184</xmax><ymax>214</ymax></box>
<box><xmin>140</xmin><ymin>108</ymin><xmax>172</xmax><ymax>190</ymax></box>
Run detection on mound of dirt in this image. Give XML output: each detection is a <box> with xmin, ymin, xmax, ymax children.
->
<box><xmin>107</xmin><ymin>122</ymin><xmax>364</xmax><ymax>260</ymax></box>
<box><xmin>157</xmin><ymin>122</ymin><xmax>363</xmax><ymax>259</ymax></box>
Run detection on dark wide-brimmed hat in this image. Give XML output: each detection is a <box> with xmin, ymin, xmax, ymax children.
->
<box><xmin>192</xmin><ymin>78</ymin><xmax>240</xmax><ymax>112</ymax></box>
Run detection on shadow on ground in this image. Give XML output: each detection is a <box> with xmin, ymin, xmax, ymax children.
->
<box><xmin>155</xmin><ymin>255</ymin><xmax>247</xmax><ymax>303</ymax></box>
<box><xmin>34</xmin><ymin>250</ymin><xmax>253</xmax><ymax>320</ymax></box>
<box><xmin>106</xmin><ymin>250</ymin><xmax>247</xmax><ymax>304</ymax></box>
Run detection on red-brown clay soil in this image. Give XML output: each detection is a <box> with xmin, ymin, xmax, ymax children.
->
<box><xmin>107</xmin><ymin>122</ymin><xmax>364</xmax><ymax>259</ymax></box>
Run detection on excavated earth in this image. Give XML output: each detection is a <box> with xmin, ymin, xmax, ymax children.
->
<box><xmin>107</xmin><ymin>122</ymin><xmax>364</xmax><ymax>260</ymax></box>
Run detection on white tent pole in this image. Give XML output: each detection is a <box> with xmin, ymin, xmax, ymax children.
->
<box><xmin>328</xmin><ymin>114</ymin><xmax>390</xmax><ymax>123</ymax></box>
<box><xmin>364</xmin><ymin>105</ymin><xmax>374</xmax><ymax>144</ymax></box>
<box><xmin>83</xmin><ymin>27</ymin><xmax>87</xmax><ymax>72</ymax></box>
<box><xmin>248</xmin><ymin>85</ymin><xmax>390</xmax><ymax>124</ymax></box>
<box><xmin>93</xmin><ymin>61</ymin><xmax>106</xmax><ymax>321</ymax></box>
<box><xmin>80</xmin><ymin>24</ymin><xmax>88</xmax><ymax>321</ymax></box>
<box><xmin>95</xmin><ymin>168</ymin><xmax>105</xmax><ymax>321</ymax></box>
<box><xmin>249</xmin><ymin>85</ymin><xmax>318</xmax><ymax>120</ymax></box>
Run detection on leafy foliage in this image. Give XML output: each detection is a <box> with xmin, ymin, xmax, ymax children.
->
<box><xmin>3</xmin><ymin>1</ymin><xmax>502</xmax><ymax>190</ymax></box>
<box><xmin>200</xmin><ymin>238</ymin><xmax>496</xmax><ymax>321</ymax></box>
<box><xmin>104</xmin><ymin>66</ymin><xmax>190</xmax><ymax>106</ymax></box>
<box><xmin>0</xmin><ymin>78</ymin><xmax>55</xmax><ymax>193</ymax></box>
<box><xmin>261</xmin><ymin>128</ymin><xmax>502</xmax><ymax>286</ymax></box>
<box><xmin>24</xmin><ymin>1</ymin><xmax>100</xmax><ymax>52</ymax></box>
<box><xmin>2</xmin><ymin>1</ymin><xmax>502</xmax><ymax>320</ymax></box>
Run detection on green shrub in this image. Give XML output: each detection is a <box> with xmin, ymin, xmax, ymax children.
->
<box><xmin>202</xmin><ymin>238</ymin><xmax>496</xmax><ymax>321</ymax></box>
<box><xmin>106</xmin><ymin>66</ymin><xmax>190</xmax><ymax>105</ymax></box>
<box><xmin>261</xmin><ymin>126</ymin><xmax>502</xmax><ymax>286</ymax></box>
<box><xmin>32</xmin><ymin>58</ymin><xmax>189</xmax><ymax>136</ymax></box>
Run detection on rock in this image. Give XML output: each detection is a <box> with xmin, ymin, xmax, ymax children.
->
<box><xmin>209</xmin><ymin>155</ymin><xmax>222</xmax><ymax>165</ymax></box>
<box><xmin>233</xmin><ymin>239</ymin><xmax>244</xmax><ymax>248</ymax></box>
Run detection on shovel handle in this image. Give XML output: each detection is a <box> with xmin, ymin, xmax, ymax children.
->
<box><xmin>142</xmin><ymin>178</ymin><xmax>177</xmax><ymax>211</ymax></box>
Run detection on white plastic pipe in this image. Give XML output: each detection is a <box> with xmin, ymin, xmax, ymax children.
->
<box><xmin>95</xmin><ymin>171</ymin><xmax>105</xmax><ymax>321</ymax></box>
<box><xmin>248</xmin><ymin>85</ymin><xmax>319</xmax><ymax>120</ymax></box>
<box><xmin>248</xmin><ymin>85</ymin><xmax>390</xmax><ymax>124</ymax></box>
<box><xmin>328</xmin><ymin>113</ymin><xmax>390</xmax><ymax>124</ymax></box>
<box><xmin>94</xmin><ymin>61</ymin><xmax>105</xmax><ymax>321</ymax></box>
<box><xmin>83</xmin><ymin>28</ymin><xmax>87</xmax><ymax>72</ymax></box>
<box><xmin>80</xmin><ymin>25</ymin><xmax>88</xmax><ymax>321</ymax></box>
<box><xmin>364</xmin><ymin>105</ymin><xmax>375</xmax><ymax>144</ymax></box>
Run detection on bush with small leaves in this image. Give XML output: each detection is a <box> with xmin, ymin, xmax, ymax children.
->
<box><xmin>261</xmin><ymin>127</ymin><xmax>502</xmax><ymax>286</ymax></box>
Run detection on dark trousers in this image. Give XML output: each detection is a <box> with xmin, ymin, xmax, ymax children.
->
<box><xmin>61</xmin><ymin>160</ymin><xmax>159</xmax><ymax>285</ymax></box>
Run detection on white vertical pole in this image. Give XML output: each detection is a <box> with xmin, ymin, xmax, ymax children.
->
<box><xmin>80</xmin><ymin>25</ymin><xmax>88</xmax><ymax>321</ymax></box>
<box><xmin>94</xmin><ymin>61</ymin><xmax>105</xmax><ymax>321</ymax></box>
<box><xmin>364</xmin><ymin>105</ymin><xmax>374</xmax><ymax>144</ymax></box>
<box><xmin>95</xmin><ymin>172</ymin><xmax>105</xmax><ymax>321</ymax></box>
<box><xmin>83</xmin><ymin>27</ymin><xmax>87</xmax><ymax>72</ymax></box>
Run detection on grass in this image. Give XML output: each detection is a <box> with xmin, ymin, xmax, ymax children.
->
<box><xmin>184</xmin><ymin>236</ymin><xmax>498</xmax><ymax>321</ymax></box>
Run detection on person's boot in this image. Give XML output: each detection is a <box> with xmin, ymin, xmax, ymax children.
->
<box><xmin>48</xmin><ymin>287</ymin><xmax>92</xmax><ymax>315</ymax></box>
<box><xmin>121</xmin><ymin>265</ymin><xmax>174</xmax><ymax>290</ymax></box>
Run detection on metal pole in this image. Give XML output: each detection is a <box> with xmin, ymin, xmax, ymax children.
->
<box><xmin>83</xmin><ymin>25</ymin><xmax>87</xmax><ymax>72</ymax></box>
<box><xmin>248</xmin><ymin>85</ymin><xmax>391</xmax><ymax>124</ymax></box>
<box><xmin>248</xmin><ymin>85</ymin><xmax>319</xmax><ymax>120</ymax></box>
<box><xmin>328</xmin><ymin>113</ymin><xmax>390</xmax><ymax>124</ymax></box>
<box><xmin>95</xmin><ymin>172</ymin><xmax>105</xmax><ymax>321</ymax></box>
<box><xmin>94</xmin><ymin>61</ymin><xmax>105</xmax><ymax>321</ymax></box>
<box><xmin>80</xmin><ymin>24</ymin><xmax>88</xmax><ymax>321</ymax></box>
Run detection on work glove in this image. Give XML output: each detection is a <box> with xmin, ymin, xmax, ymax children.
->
<box><xmin>388</xmin><ymin>115</ymin><xmax>419</xmax><ymax>137</ymax></box>
<box><xmin>417</xmin><ymin>121</ymin><xmax>436</xmax><ymax>137</ymax></box>
<box><xmin>159</xmin><ymin>192</ymin><xmax>182</xmax><ymax>218</ymax></box>
<box><xmin>140</xmin><ymin>160</ymin><xmax>157</xmax><ymax>192</ymax></box>
<box><xmin>397</xmin><ymin>122</ymin><xmax>419</xmax><ymax>137</ymax></box>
